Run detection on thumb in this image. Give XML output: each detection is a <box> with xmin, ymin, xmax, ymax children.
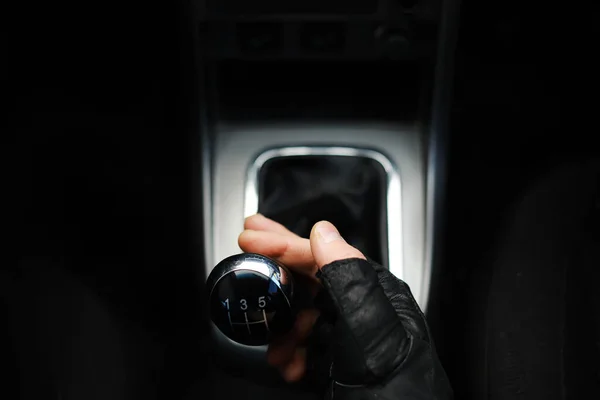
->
<box><xmin>310</xmin><ymin>221</ymin><xmax>366</xmax><ymax>268</ymax></box>
<box><xmin>309</xmin><ymin>221</ymin><xmax>408</xmax><ymax>384</ymax></box>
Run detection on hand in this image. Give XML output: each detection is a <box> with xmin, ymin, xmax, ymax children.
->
<box><xmin>239</xmin><ymin>214</ymin><xmax>361</xmax><ymax>382</ymax></box>
<box><xmin>239</xmin><ymin>214</ymin><xmax>452</xmax><ymax>400</ymax></box>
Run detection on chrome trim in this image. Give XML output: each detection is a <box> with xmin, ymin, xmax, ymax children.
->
<box><xmin>243</xmin><ymin>146</ymin><xmax>404</xmax><ymax>282</ymax></box>
<box><xmin>201</xmin><ymin>127</ymin><xmax>214</xmax><ymax>277</ymax></box>
<box><xmin>206</xmin><ymin>253</ymin><xmax>293</xmax><ymax>309</ymax></box>
<box><xmin>208</xmin><ymin>122</ymin><xmax>426</xmax><ymax>309</ymax></box>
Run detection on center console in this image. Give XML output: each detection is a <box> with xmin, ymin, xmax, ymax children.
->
<box><xmin>193</xmin><ymin>0</ymin><xmax>459</xmax><ymax>311</ymax></box>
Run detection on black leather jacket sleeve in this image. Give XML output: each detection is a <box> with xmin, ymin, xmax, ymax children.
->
<box><xmin>308</xmin><ymin>258</ymin><xmax>453</xmax><ymax>400</ymax></box>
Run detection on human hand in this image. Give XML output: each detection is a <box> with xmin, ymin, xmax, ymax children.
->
<box><xmin>239</xmin><ymin>214</ymin><xmax>358</xmax><ymax>382</ymax></box>
<box><xmin>239</xmin><ymin>214</ymin><xmax>452</xmax><ymax>399</ymax></box>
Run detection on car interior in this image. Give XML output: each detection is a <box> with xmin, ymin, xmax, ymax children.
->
<box><xmin>10</xmin><ymin>1</ymin><xmax>600</xmax><ymax>399</ymax></box>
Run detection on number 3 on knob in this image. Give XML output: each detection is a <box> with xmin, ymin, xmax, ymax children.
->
<box><xmin>240</xmin><ymin>299</ymin><xmax>248</xmax><ymax>310</ymax></box>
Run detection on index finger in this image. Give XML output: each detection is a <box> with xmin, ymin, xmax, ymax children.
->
<box><xmin>238</xmin><ymin>229</ymin><xmax>318</xmax><ymax>278</ymax></box>
<box><xmin>244</xmin><ymin>214</ymin><xmax>300</xmax><ymax>238</ymax></box>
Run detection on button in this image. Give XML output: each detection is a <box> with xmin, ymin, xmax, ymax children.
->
<box><xmin>300</xmin><ymin>23</ymin><xmax>346</xmax><ymax>54</ymax></box>
<box><xmin>237</xmin><ymin>23</ymin><xmax>283</xmax><ymax>55</ymax></box>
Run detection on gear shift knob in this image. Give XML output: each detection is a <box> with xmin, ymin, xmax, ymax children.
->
<box><xmin>206</xmin><ymin>253</ymin><xmax>295</xmax><ymax>346</ymax></box>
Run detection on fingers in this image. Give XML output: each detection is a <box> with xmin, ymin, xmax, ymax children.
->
<box><xmin>281</xmin><ymin>348</ymin><xmax>307</xmax><ymax>382</ymax></box>
<box><xmin>238</xmin><ymin>229</ymin><xmax>317</xmax><ymax>276</ymax></box>
<box><xmin>239</xmin><ymin>218</ymin><xmax>366</xmax><ymax>284</ymax></box>
<box><xmin>310</xmin><ymin>221</ymin><xmax>366</xmax><ymax>269</ymax></box>
<box><xmin>244</xmin><ymin>214</ymin><xmax>299</xmax><ymax>238</ymax></box>
<box><xmin>267</xmin><ymin>309</ymin><xmax>319</xmax><ymax>382</ymax></box>
<box><xmin>241</xmin><ymin>218</ymin><xmax>380</xmax><ymax>384</ymax></box>
<box><xmin>240</xmin><ymin>214</ymin><xmax>318</xmax><ymax>277</ymax></box>
<box><xmin>267</xmin><ymin>309</ymin><xmax>319</xmax><ymax>365</ymax></box>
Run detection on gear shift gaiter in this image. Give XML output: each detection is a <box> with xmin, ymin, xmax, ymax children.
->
<box><xmin>257</xmin><ymin>156</ymin><xmax>388</xmax><ymax>265</ymax></box>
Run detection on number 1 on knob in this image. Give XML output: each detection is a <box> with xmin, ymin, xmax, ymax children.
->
<box><xmin>223</xmin><ymin>298</ymin><xmax>233</xmax><ymax>329</ymax></box>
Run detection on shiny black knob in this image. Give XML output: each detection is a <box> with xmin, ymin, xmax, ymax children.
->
<box><xmin>206</xmin><ymin>253</ymin><xmax>295</xmax><ymax>346</ymax></box>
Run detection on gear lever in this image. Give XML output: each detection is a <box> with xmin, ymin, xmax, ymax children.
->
<box><xmin>206</xmin><ymin>253</ymin><xmax>295</xmax><ymax>348</ymax></box>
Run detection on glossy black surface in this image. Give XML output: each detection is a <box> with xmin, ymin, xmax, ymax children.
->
<box><xmin>208</xmin><ymin>254</ymin><xmax>294</xmax><ymax>346</ymax></box>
